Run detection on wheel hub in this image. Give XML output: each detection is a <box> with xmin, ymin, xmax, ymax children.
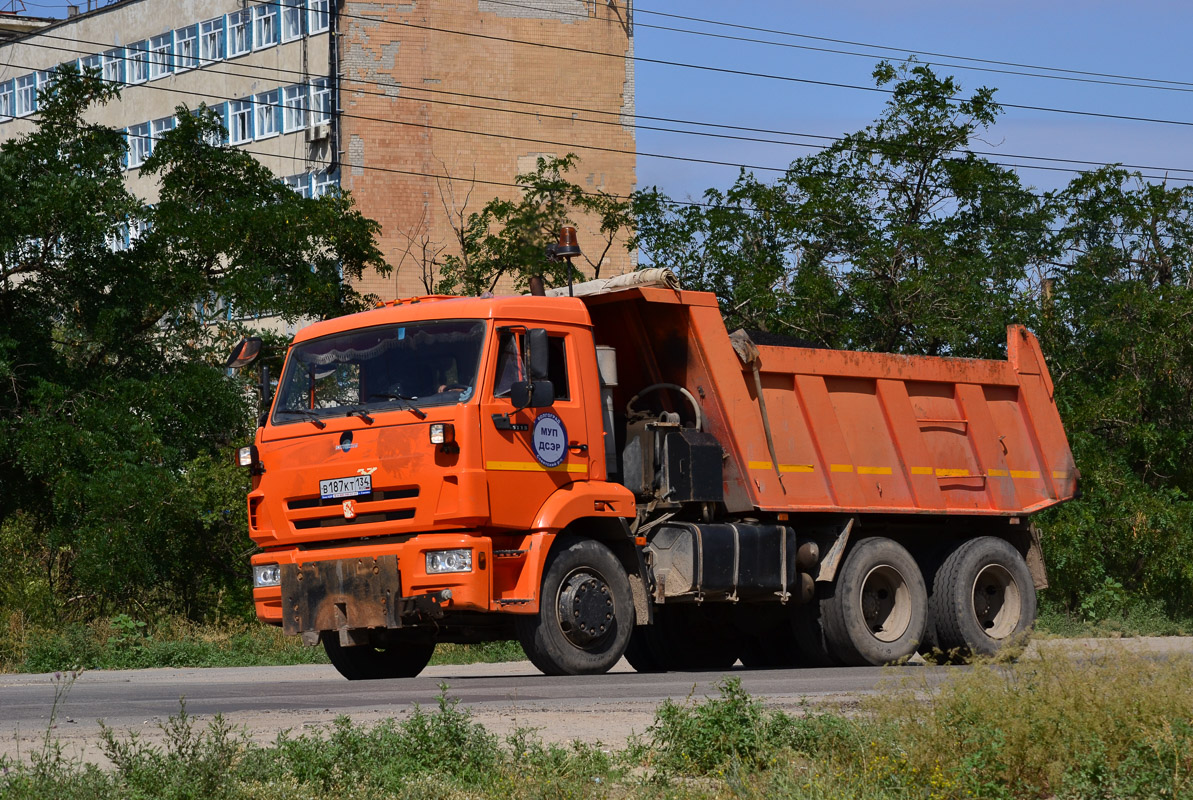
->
<box><xmin>558</xmin><ymin>572</ymin><xmax>614</xmax><ymax>648</ymax></box>
<box><xmin>859</xmin><ymin>565</ymin><xmax>912</xmax><ymax>642</ymax></box>
<box><xmin>971</xmin><ymin>564</ymin><xmax>1021</xmax><ymax>639</ymax></box>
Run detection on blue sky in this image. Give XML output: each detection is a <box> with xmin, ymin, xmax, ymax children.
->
<box><xmin>633</xmin><ymin>0</ymin><xmax>1191</xmax><ymax>201</ymax></box>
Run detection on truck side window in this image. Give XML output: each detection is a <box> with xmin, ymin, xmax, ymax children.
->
<box><xmin>492</xmin><ymin>332</ymin><xmax>570</xmax><ymax>401</ymax></box>
<box><xmin>547</xmin><ymin>337</ymin><xmax>569</xmax><ymax>401</ymax></box>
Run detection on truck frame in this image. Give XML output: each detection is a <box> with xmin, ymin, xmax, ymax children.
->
<box><xmin>234</xmin><ymin>276</ymin><xmax>1076</xmax><ymax>677</ymax></box>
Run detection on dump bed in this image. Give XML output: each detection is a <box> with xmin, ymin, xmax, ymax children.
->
<box><xmin>583</xmin><ymin>286</ymin><xmax>1077</xmax><ymax>517</ymax></box>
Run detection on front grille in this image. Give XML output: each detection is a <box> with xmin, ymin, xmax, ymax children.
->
<box><xmin>293</xmin><ymin>509</ymin><xmax>417</xmax><ymax>530</ymax></box>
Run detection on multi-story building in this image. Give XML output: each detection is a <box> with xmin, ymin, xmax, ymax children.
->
<box><xmin>0</xmin><ymin>0</ymin><xmax>636</xmax><ymax>298</ymax></box>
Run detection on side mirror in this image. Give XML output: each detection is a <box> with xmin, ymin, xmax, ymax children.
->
<box><xmin>525</xmin><ymin>328</ymin><xmax>549</xmax><ymax>381</ymax></box>
<box><xmin>226</xmin><ymin>337</ymin><xmax>263</xmax><ymax>369</ymax></box>
<box><xmin>510</xmin><ymin>379</ymin><xmax>555</xmax><ymax>410</ymax></box>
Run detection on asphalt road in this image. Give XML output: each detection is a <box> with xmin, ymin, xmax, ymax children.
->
<box><xmin>0</xmin><ymin>658</ymin><xmax>926</xmax><ymax>763</ymax></box>
<box><xmin>2</xmin><ymin>637</ymin><xmax>1188</xmax><ymax>764</ymax></box>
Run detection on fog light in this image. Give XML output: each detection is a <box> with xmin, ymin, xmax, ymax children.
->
<box><xmin>426</xmin><ymin>549</ymin><xmax>472</xmax><ymax>574</ymax></box>
<box><xmin>429</xmin><ymin>423</ymin><xmax>455</xmax><ymax>445</ymax></box>
<box><xmin>253</xmin><ymin>563</ymin><xmax>281</xmax><ymax>587</ymax></box>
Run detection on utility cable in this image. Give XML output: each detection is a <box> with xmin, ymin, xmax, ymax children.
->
<box><xmin>14</xmin><ymin>34</ymin><xmax>1193</xmax><ymax>181</ymax></box>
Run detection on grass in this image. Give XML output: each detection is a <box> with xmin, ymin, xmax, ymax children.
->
<box><xmin>0</xmin><ymin>613</ymin><xmax>525</xmax><ymax>673</ymax></box>
<box><xmin>1036</xmin><ymin>595</ymin><xmax>1193</xmax><ymax>638</ymax></box>
<box><xmin>4</xmin><ymin>648</ymin><xmax>1193</xmax><ymax>799</ymax></box>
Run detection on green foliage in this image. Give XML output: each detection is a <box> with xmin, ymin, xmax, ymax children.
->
<box><xmin>635</xmin><ymin>60</ymin><xmax>1051</xmax><ymax>354</ymax></box>
<box><xmin>0</xmin><ymin>66</ymin><xmax>388</xmax><ymax>626</ymax></box>
<box><xmin>7</xmin><ymin>658</ymin><xmax>1193</xmax><ymax>799</ymax></box>
<box><xmin>647</xmin><ymin>677</ymin><xmax>795</xmax><ymax>775</ymax></box>
<box><xmin>1035</xmin><ymin>167</ymin><xmax>1193</xmax><ymax>614</ymax></box>
<box><xmin>435</xmin><ymin>154</ymin><xmax>633</xmax><ymax>295</ymax></box>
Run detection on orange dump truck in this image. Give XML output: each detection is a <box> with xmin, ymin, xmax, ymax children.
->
<box><xmin>233</xmin><ymin>275</ymin><xmax>1076</xmax><ymax>678</ymax></box>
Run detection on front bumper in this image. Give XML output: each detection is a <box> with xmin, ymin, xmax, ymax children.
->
<box><xmin>251</xmin><ymin>533</ymin><xmax>493</xmax><ymax>631</ymax></box>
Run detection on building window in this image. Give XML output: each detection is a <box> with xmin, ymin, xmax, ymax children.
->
<box><xmin>253</xmin><ymin>4</ymin><xmax>279</xmax><ymax>49</ymax></box>
<box><xmin>108</xmin><ymin>222</ymin><xmax>130</xmax><ymax>252</ymax></box>
<box><xmin>0</xmin><ymin>81</ymin><xmax>13</xmax><ymax>120</ymax></box>
<box><xmin>227</xmin><ymin>10</ymin><xmax>252</xmax><ymax>57</ymax></box>
<box><xmin>127</xmin><ymin>41</ymin><xmax>149</xmax><ymax>83</ymax></box>
<box><xmin>201</xmin><ymin>104</ymin><xmax>226</xmax><ymax>146</ymax></box>
<box><xmin>199</xmin><ymin>19</ymin><xmax>223</xmax><ymax>64</ymax></box>
<box><xmin>310</xmin><ymin>78</ymin><xmax>331</xmax><ymax>125</ymax></box>
<box><xmin>229</xmin><ymin>99</ymin><xmax>253</xmax><ymax>144</ymax></box>
<box><xmin>148</xmin><ymin>33</ymin><xmax>173</xmax><ymax>79</ymax></box>
<box><xmin>284</xmin><ymin>173</ymin><xmax>311</xmax><ymax>198</ymax></box>
<box><xmin>281</xmin><ymin>0</ymin><xmax>303</xmax><ymax>41</ymax></box>
<box><xmin>175</xmin><ymin>25</ymin><xmax>199</xmax><ymax>71</ymax></box>
<box><xmin>308</xmin><ymin>0</ymin><xmax>329</xmax><ymax>33</ymax></box>
<box><xmin>312</xmin><ymin>168</ymin><xmax>338</xmax><ymax>197</ymax></box>
<box><xmin>102</xmin><ymin>48</ymin><xmax>123</xmax><ymax>84</ymax></box>
<box><xmin>15</xmin><ymin>74</ymin><xmax>36</xmax><ymax>117</ymax></box>
<box><xmin>151</xmin><ymin>116</ymin><xmax>174</xmax><ymax>149</ymax></box>
<box><xmin>255</xmin><ymin>89</ymin><xmax>280</xmax><ymax>139</ymax></box>
<box><xmin>80</xmin><ymin>53</ymin><xmax>102</xmax><ymax>75</ymax></box>
<box><xmin>282</xmin><ymin>84</ymin><xmax>305</xmax><ymax>132</ymax></box>
<box><xmin>127</xmin><ymin>123</ymin><xmax>151</xmax><ymax>168</ymax></box>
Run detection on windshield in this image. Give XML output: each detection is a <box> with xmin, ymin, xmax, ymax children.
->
<box><xmin>272</xmin><ymin>320</ymin><xmax>486</xmax><ymax>424</ymax></box>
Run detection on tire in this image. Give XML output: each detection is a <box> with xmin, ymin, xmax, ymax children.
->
<box><xmin>515</xmin><ymin>537</ymin><xmax>635</xmax><ymax>676</ymax></box>
<box><xmin>322</xmin><ymin>630</ymin><xmax>436</xmax><ymax>680</ymax></box>
<box><xmin>623</xmin><ymin>625</ymin><xmax>667</xmax><ymax>673</ymax></box>
<box><xmin>820</xmin><ymin>537</ymin><xmax>928</xmax><ymax>666</ymax></box>
<box><xmin>929</xmin><ymin>536</ymin><xmax>1036</xmax><ymax>657</ymax></box>
<box><xmin>789</xmin><ymin>588</ymin><xmax>841</xmax><ymax>667</ymax></box>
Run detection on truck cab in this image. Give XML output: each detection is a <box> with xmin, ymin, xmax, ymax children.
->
<box><xmin>245</xmin><ymin>295</ymin><xmax>638</xmax><ymax>678</ymax></box>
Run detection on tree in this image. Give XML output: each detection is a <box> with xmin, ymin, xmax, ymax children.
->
<box><xmin>0</xmin><ymin>66</ymin><xmax>388</xmax><ymax>622</ymax></box>
<box><xmin>435</xmin><ymin>154</ymin><xmax>633</xmax><ymax>295</ymax></box>
<box><xmin>635</xmin><ymin>61</ymin><xmax>1055</xmax><ymax>355</ymax></box>
<box><xmin>1036</xmin><ymin>167</ymin><xmax>1193</xmax><ymax>614</ymax></box>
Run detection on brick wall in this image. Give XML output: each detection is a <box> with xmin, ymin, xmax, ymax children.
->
<box><xmin>339</xmin><ymin>0</ymin><xmax>636</xmax><ymax>300</ymax></box>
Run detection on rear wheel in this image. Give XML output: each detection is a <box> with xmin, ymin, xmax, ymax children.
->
<box><xmin>322</xmin><ymin>631</ymin><xmax>436</xmax><ymax>680</ymax></box>
<box><xmin>516</xmin><ymin>537</ymin><xmax>634</xmax><ymax>675</ymax></box>
<box><xmin>929</xmin><ymin>536</ymin><xmax>1036</xmax><ymax>657</ymax></box>
<box><xmin>820</xmin><ymin>537</ymin><xmax>928</xmax><ymax>666</ymax></box>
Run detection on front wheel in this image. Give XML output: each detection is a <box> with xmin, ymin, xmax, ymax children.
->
<box><xmin>322</xmin><ymin>630</ymin><xmax>435</xmax><ymax>680</ymax></box>
<box><xmin>516</xmin><ymin>537</ymin><xmax>635</xmax><ymax>676</ymax></box>
<box><xmin>820</xmin><ymin>537</ymin><xmax>928</xmax><ymax>666</ymax></box>
<box><xmin>929</xmin><ymin>536</ymin><xmax>1036</xmax><ymax>657</ymax></box>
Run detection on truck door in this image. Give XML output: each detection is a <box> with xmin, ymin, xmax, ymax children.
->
<box><xmin>482</xmin><ymin>326</ymin><xmax>591</xmax><ymax>530</ymax></box>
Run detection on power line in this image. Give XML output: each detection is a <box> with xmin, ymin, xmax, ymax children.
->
<box><xmin>10</xmin><ymin>0</ymin><xmax>1193</xmax><ymax>135</ymax></box>
<box><xmin>478</xmin><ymin>0</ymin><xmax>1193</xmax><ymax>95</ymax></box>
<box><xmin>16</xmin><ymin>33</ymin><xmax>1193</xmax><ymax>182</ymax></box>
<box><xmin>4</xmin><ymin>74</ymin><xmax>1177</xmax><ymax>244</ymax></box>
<box><xmin>293</xmin><ymin>0</ymin><xmax>1193</xmax><ymax>128</ymax></box>
<box><xmin>630</xmin><ymin>3</ymin><xmax>1193</xmax><ymax>90</ymax></box>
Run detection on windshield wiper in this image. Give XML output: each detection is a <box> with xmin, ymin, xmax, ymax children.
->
<box><xmin>275</xmin><ymin>408</ymin><xmax>327</xmax><ymax>429</ymax></box>
<box><xmin>367</xmin><ymin>393</ymin><xmax>428</xmax><ymax>420</ymax></box>
<box><xmin>346</xmin><ymin>407</ymin><xmax>375</xmax><ymax>424</ymax></box>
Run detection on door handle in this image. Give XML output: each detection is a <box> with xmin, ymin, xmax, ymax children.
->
<box><xmin>568</xmin><ymin>442</ymin><xmax>588</xmax><ymax>454</ymax></box>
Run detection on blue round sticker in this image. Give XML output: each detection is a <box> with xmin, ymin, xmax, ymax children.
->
<box><xmin>532</xmin><ymin>412</ymin><xmax>568</xmax><ymax>468</ymax></box>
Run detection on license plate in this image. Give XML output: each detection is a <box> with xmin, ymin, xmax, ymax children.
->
<box><xmin>320</xmin><ymin>474</ymin><xmax>372</xmax><ymax>500</ymax></box>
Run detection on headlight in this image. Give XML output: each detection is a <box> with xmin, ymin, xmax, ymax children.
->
<box><xmin>253</xmin><ymin>564</ymin><xmax>281</xmax><ymax>587</ymax></box>
<box><xmin>426</xmin><ymin>549</ymin><xmax>472</xmax><ymax>574</ymax></box>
